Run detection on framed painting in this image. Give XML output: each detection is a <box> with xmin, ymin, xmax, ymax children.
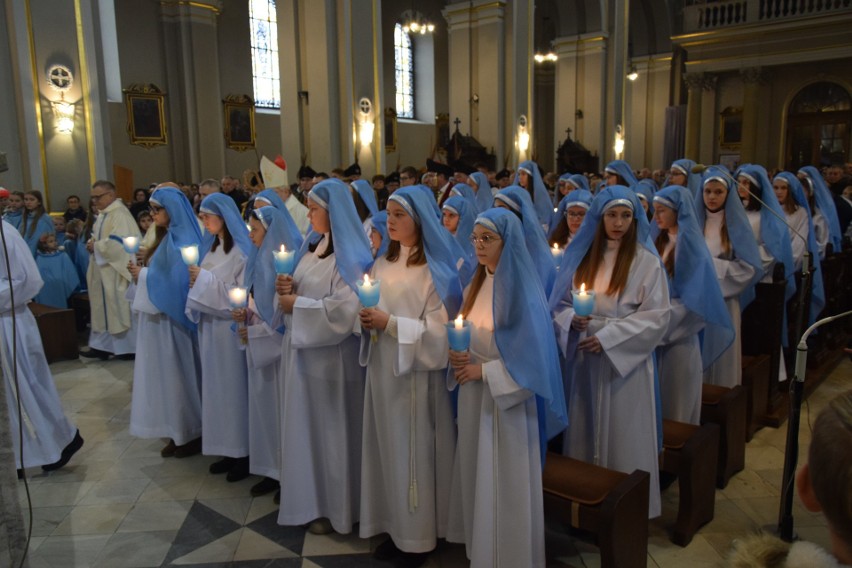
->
<box><xmin>224</xmin><ymin>94</ymin><xmax>256</xmax><ymax>151</ymax></box>
<box><xmin>124</xmin><ymin>84</ymin><xmax>167</xmax><ymax>148</ymax></box>
<box><xmin>719</xmin><ymin>106</ymin><xmax>743</xmax><ymax>150</ymax></box>
<box><xmin>384</xmin><ymin>107</ymin><xmax>397</xmax><ymax>152</ymax></box>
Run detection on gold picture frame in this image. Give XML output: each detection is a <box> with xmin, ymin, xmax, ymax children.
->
<box><xmin>124</xmin><ymin>84</ymin><xmax>167</xmax><ymax>149</ymax></box>
<box><xmin>719</xmin><ymin>106</ymin><xmax>743</xmax><ymax>150</ymax></box>
<box><xmin>224</xmin><ymin>94</ymin><xmax>256</xmax><ymax>152</ymax></box>
<box><xmin>384</xmin><ymin>107</ymin><xmax>398</xmax><ymax>153</ymax></box>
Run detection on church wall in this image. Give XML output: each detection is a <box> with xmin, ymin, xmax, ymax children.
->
<box><xmin>0</xmin><ymin>0</ymin><xmax>24</xmax><ymax>192</ymax></box>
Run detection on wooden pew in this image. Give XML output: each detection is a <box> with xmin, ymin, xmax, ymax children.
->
<box><xmin>741</xmin><ymin>354</ymin><xmax>770</xmax><ymax>439</ymax></box>
<box><xmin>28</xmin><ymin>302</ymin><xmax>79</xmax><ymax>363</ymax></box>
<box><xmin>701</xmin><ymin>384</ymin><xmax>746</xmax><ymax>488</ymax></box>
<box><xmin>543</xmin><ymin>453</ymin><xmax>649</xmax><ymax>568</ymax></box>
<box><xmin>70</xmin><ymin>292</ymin><xmax>90</xmax><ymax>333</ymax></box>
<box><xmin>660</xmin><ymin>419</ymin><xmax>719</xmax><ymax>546</ymax></box>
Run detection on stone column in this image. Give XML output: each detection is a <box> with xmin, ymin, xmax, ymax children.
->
<box><xmin>160</xmin><ymin>0</ymin><xmax>225</xmax><ymax>181</ymax></box>
<box><xmin>509</xmin><ymin>0</ymin><xmax>533</xmax><ymax>164</ymax></box>
<box><xmin>684</xmin><ymin>72</ymin><xmax>704</xmax><ymax>161</ymax></box>
<box><xmin>740</xmin><ymin>67</ymin><xmax>767</xmax><ymax>164</ymax></box>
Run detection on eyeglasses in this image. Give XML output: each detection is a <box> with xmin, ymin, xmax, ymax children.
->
<box><xmin>149</xmin><ymin>205</ymin><xmax>164</xmax><ymax>214</ymax></box>
<box><xmin>469</xmin><ymin>234</ymin><xmax>502</xmax><ymax>247</ymax></box>
<box><xmin>566</xmin><ymin>211</ymin><xmax>586</xmax><ymax>219</ymax></box>
<box><xmin>400</xmin><ymin>175</ymin><xmax>411</xmax><ymax>181</ymax></box>
<box><xmin>90</xmin><ymin>193</ymin><xmax>110</xmax><ymax>201</ymax></box>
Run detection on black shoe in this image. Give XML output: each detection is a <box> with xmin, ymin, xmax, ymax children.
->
<box><xmin>79</xmin><ymin>348</ymin><xmax>109</xmax><ymax>360</ymax></box>
<box><xmin>209</xmin><ymin>457</ymin><xmax>236</xmax><ymax>474</ymax></box>
<box><xmin>161</xmin><ymin>439</ymin><xmax>177</xmax><ymax>458</ymax></box>
<box><xmin>42</xmin><ymin>430</ymin><xmax>84</xmax><ymax>471</ymax></box>
<box><xmin>396</xmin><ymin>551</ymin><xmax>431</xmax><ymax>568</ymax></box>
<box><xmin>173</xmin><ymin>437</ymin><xmax>202</xmax><ymax>458</ymax></box>
<box><xmin>373</xmin><ymin>538</ymin><xmax>403</xmax><ymax>561</ymax></box>
<box><xmin>273</xmin><ymin>490</ymin><xmax>280</xmax><ymax>504</ymax></box>
<box><xmin>115</xmin><ymin>353</ymin><xmax>135</xmax><ymax>361</ymax></box>
<box><xmin>226</xmin><ymin>457</ymin><xmax>250</xmax><ymax>482</ymax></box>
<box><xmin>250</xmin><ymin>477</ymin><xmax>279</xmax><ymax>497</ymax></box>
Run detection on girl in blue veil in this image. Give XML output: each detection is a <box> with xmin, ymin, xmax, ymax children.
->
<box><xmin>798</xmin><ymin>166</ymin><xmax>843</xmax><ymax>255</ymax></box>
<box><xmin>667</xmin><ymin>158</ymin><xmax>702</xmax><ymax>198</ymax></box>
<box><xmin>357</xmin><ymin>185</ymin><xmax>461</xmax><ymax>563</ymax></box>
<box><xmin>548</xmin><ymin>189</ymin><xmax>593</xmax><ymax>247</ymax></box>
<box><xmin>604</xmin><ymin>159</ymin><xmax>639</xmax><ymax>187</ymax></box>
<box><xmin>468</xmin><ymin>171</ymin><xmax>493</xmax><ymax>213</ymax></box>
<box><xmin>273</xmin><ymin>178</ymin><xmax>373</xmax><ymax>535</ymax></box>
<box><xmin>697</xmin><ymin>167</ymin><xmax>763</xmax><ymax>388</ymax></box>
<box><xmin>514</xmin><ymin>160</ymin><xmax>553</xmax><ymax>227</ymax></box>
<box><xmin>368</xmin><ymin>210</ymin><xmax>389</xmax><ymax>259</ymax></box>
<box><xmin>445</xmin><ymin>208</ymin><xmax>567</xmax><ymax>567</ymax></box>
<box><xmin>442</xmin><ymin>195</ymin><xmax>477</xmax><ymax>272</ymax></box>
<box><xmin>549</xmin><ymin>185</ymin><xmax>670</xmax><ymax>519</ymax></box>
<box><xmin>448</xmin><ymin>183</ymin><xmax>477</xmax><ymax>210</ymax></box>
<box><xmin>651</xmin><ymin>186</ymin><xmax>734</xmax><ymax>423</ymax></box>
<box><xmin>127</xmin><ymin>185</ymin><xmax>203</xmax><ymax>458</ymax></box>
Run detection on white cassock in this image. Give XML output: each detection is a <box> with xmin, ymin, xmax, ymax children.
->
<box><xmin>554</xmin><ymin>241</ymin><xmax>670</xmax><ymax>518</ymax></box>
<box><xmin>812</xmin><ymin>209</ymin><xmax>829</xmax><ymax>260</ymax></box>
<box><xmin>359</xmin><ymin>246</ymin><xmax>456</xmax><ymax>553</ymax></box>
<box><xmin>242</xmin><ymin>297</ymin><xmax>282</xmax><ymax>480</ymax></box>
<box><xmin>446</xmin><ymin>272</ymin><xmax>545</xmax><ymax>568</ymax></box>
<box><xmin>186</xmin><ymin>243</ymin><xmax>249</xmax><ymax>458</ymax></box>
<box><xmin>276</xmin><ymin>238</ymin><xmax>364</xmax><ymax>534</ymax></box>
<box><xmin>129</xmin><ymin>269</ymin><xmax>202</xmax><ymax>445</ymax></box>
<box><xmin>0</xmin><ymin>221</ymin><xmax>76</xmax><ymax>468</ymax></box>
<box><xmin>703</xmin><ymin>210</ymin><xmax>757</xmax><ymax>388</ymax></box>
<box><xmin>656</xmin><ymin>235</ymin><xmax>705</xmax><ymax>424</ymax></box>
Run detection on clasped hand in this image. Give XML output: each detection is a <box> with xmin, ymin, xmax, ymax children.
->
<box><xmin>359</xmin><ymin>307</ymin><xmax>389</xmax><ymax>331</ymax></box>
<box><xmin>449</xmin><ymin>350</ymin><xmax>482</xmax><ymax>384</ymax></box>
<box><xmin>187</xmin><ymin>265</ymin><xmax>200</xmax><ymax>288</ymax></box>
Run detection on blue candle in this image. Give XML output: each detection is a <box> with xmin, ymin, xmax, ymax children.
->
<box><xmin>273</xmin><ymin>244</ymin><xmax>295</xmax><ymax>275</ymax></box>
<box><xmin>180</xmin><ymin>244</ymin><xmax>199</xmax><ymax>266</ymax></box>
<box><xmin>551</xmin><ymin>243</ymin><xmax>563</xmax><ymax>269</ymax></box>
<box><xmin>357</xmin><ymin>275</ymin><xmax>380</xmax><ymax>308</ymax></box>
<box><xmin>445</xmin><ymin>316</ymin><xmax>472</xmax><ymax>351</ymax></box>
<box><xmin>122</xmin><ymin>236</ymin><xmax>140</xmax><ymax>255</ymax></box>
<box><xmin>572</xmin><ymin>284</ymin><xmax>596</xmax><ymax>317</ymax></box>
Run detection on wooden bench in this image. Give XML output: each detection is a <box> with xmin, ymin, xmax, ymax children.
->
<box><xmin>543</xmin><ymin>453</ymin><xmax>649</xmax><ymax>568</ymax></box>
<box><xmin>741</xmin><ymin>354</ymin><xmax>771</xmax><ymax>439</ymax></box>
<box><xmin>660</xmin><ymin>419</ymin><xmax>719</xmax><ymax>546</ymax></box>
<box><xmin>701</xmin><ymin>384</ymin><xmax>746</xmax><ymax>489</ymax></box>
<box><xmin>28</xmin><ymin>302</ymin><xmax>79</xmax><ymax>363</ymax></box>
<box><xmin>70</xmin><ymin>292</ymin><xmax>90</xmax><ymax>333</ymax></box>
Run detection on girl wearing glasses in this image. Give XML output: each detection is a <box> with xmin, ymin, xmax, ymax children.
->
<box><xmin>446</xmin><ymin>208</ymin><xmax>567</xmax><ymax>568</ymax></box>
<box><xmin>128</xmin><ymin>185</ymin><xmax>204</xmax><ymax>458</ymax></box>
<box><xmin>550</xmin><ymin>185</ymin><xmax>671</xmax><ymax>518</ymax></box>
<box><xmin>548</xmin><ymin>189</ymin><xmax>593</xmax><ymax>249</ymax></box>
<box><xmin>359</xmin><ymin>186</ymin><xmax>462</xmax><ymax>566</ymax></box>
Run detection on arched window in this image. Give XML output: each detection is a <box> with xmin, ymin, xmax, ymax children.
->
<box><xmin>394</xmin><ymin>23</ymin><xmax>414</xmax><ymax>119</ymax></box>
<box><xmin>250</xmin><ymin>0</ymin><xmax>280</xmax><ymax>109</ymax></box>
<box><xmin>786</xmin><ymin>81</ymin><xmax>851</xmax><ymax>170</ymax></box>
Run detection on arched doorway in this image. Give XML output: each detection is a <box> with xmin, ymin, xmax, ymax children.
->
<box><xmin>785</xmin><ymin>81</ymin><xmax>851</xmax><ymax>170</ymax></box>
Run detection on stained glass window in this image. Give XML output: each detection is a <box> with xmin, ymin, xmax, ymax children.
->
<box><xmin>394</xmin><ymin>23</ymin><xmax>414</xmax><ymax>119</ymax></box>
<box><xmin>250</xmin><ymin>0</ymin><xmax>280</xmax><ymax>109</ymax></box>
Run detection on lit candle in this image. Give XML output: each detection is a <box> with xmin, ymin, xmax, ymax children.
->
<box><xmin>180</xmin><ymin>244</ymin><xmax>199</xmax><ymax>266</ymax></box>
<box><xmin>122</xmin><ymin>236</ymin><xmax>140</xmax><ymax>265</ymax></box>
<box><xmin>445</xmin><ymin>314</ymin><xmax>471</xmax><ymax>351</ymax></box>
<box><xmin>551</xmin><ymin>243</ymin><xmax>563</xmax><ymax>269</ymax></box>
<box><xmin>357</xmin><ymin>274</ymin><xmax>381</xmax><ymax>343</ymax></box>
<box><xmin>273</xmin><ymin>244</ymin><xmax>296</xmax><ymax>275</ymax></box>
<box><xmin>228</xmin><ymin>286</ymin><xmax>249</xmax><ymax>345</ymax></box>
<box><xmin>572</xmin><ymin>282</ymin><xmax>596</xmax><ymax>317</ymax></box>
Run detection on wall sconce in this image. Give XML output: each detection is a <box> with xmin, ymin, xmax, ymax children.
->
<box><xmin>627</xmin><ymin>66</ymin><xmax>639</xmax><ymax>81</ymax></box>
<box><xmin>358</xmin><ymin>97</ymin><xmax>374</xmax><ymax>146</ymax></box>
<box><xmin>518</xmin><ymin>115</ymin><xmax>530</xmax><ymax>152</ymax></box>
<box><xmin>613</xmin><ymin>124</ymin><xmax>625</xmax><ymax>158</ymax></box>
<box><xmin>47</xmin><ymin>64</ymin><xmax>75</xmax><ymax>134</ymax></box>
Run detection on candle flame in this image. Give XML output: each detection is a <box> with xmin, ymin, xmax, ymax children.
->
<box><xmin>553</xmin><ymin>243</ymin><xmax>559</xmax><ymax>251</ymax></box>
<box><xmin>454</xmin><ymin>315</ymin><xmax>464</xmax><ymax>329</ymax></box>
<box><xmin>279</xmin><ymin>244</ymin><xmax>286</xmax><ymax>253</ymax></box>
<box><xmin>580</xmin><ymin>282</ymin><xmax>586</xmax><ymax>294</ymax></box>
<box><xmin>363</xmin><ymin>274</ymin><xmax>371</xmax><ymax>286</ymax></box>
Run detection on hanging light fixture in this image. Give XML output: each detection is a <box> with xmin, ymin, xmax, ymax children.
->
<box><xmin>627</xmin><ymin>65</ymin><xmax>639</xmax><ymax>81</ymax></box>
<box><xmin>401</xmin><ymin>9</ymin><xmax>434</xmax><ymax>35</ymax></box>
<box><xmin>534</xmin><ymin>52</ymin><xmax>558</xmax><ymax>64</ymax></box>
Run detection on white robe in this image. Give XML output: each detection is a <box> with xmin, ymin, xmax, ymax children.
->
<box><xmin>703</xmin><ymin>210</ymin><xmax>757</xmax><ymax>388</ymax></box>
<box><xmin>0</xmin><ymin>221</ymin><xmax>76</xmax><ymax>468</ymax></box>
<box><xmin>812</xmin><ymin>209</ymin><xmax>829</xmax><ymax>259</ymax></box>
<box><xmin>276</xmin><ymin>238</ymin><xmax>364</xmax><ymax>534</ymax></box>
<box><xmin>359</xmin><ymin>246</ymin><xmax>456</xmax><ymax>552</ymax></box>
<box><xmin>129</xmin><ymin>269</ymin><xmax>202</xmax><ymax>445</ymax></box>
<box><xmin>242</xmin><ymin>298</ymin><xmax>282</xmax><ymax>480</ymax></box>
<box><xmin>554</xmin><ymin>241</ymin><xmax>669</xmax><ymax>518</ymax></box>
<box><xmin>186</xmin><ymin>243</ymin><xmax>249</xmax><ymax>458</ymax></box>
<box><xmin>785</xmin><ymin>207</ymin><xmax>810</xmax><ymax>271</ymax></box>
<box><xmin>446</xmin><ymin>273</ymin><xmax>545</xmax><ymax>568</ymax></box>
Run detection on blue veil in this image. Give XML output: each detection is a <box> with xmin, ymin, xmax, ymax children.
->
<box><xmin>303</xmin><ymin>179</ymin><xmax>374</xmax><ymax>292</ymax></box>
<box><xmin>774</xmin><ymin>172</ymin><xmax>825</xmax><ymax>325</ymax></box>
<box><xmin>669</xmin><ymin>158</ymin><xmax>702</xmax><ymax>197</ymax></box>
<box><xmin>147</xmin><ymin>186</ymin><xmax>203</xmax><ymax>330</ymax></box>
<box><xmin>559</xmin><ymin>173</ymin><xmax>591</xmax><ymax>192</ymax></box>
<box><xmin>798</xmin><ymin>166</ymin><xmax>843</xmax><ymax>253</ymax></box>
<box><xmin>651</xmin><ymin>186</ymin><xmax>735</xmax><ymax>368</ymax></box>
<box><xmin>198</xmin><ymin>193</ymin><xmax>253</xmax><ymax>260</ymax></box>
<box><xmin>413</xmin><ymin>184</ymin><xmax>443</xmax><ymax>220</ymax></box>
<box><xmin>494</xmin><ymin>186</ymin><xmax>557</xmax><ymax>295</ymax></box>
<box><xmin>368</xmin><ymin>210</ymin><xmax>389</xmax><ymax>259</ymax></box>
<box><xmin>696</xmin><ymin>166</ymin><xmax>764</xmax><ymax>309</ymax></box>
<box><xmin>350</xmin><ymin>179</ymin><xmax>379</xmax><ymax>217</ymax></box>
<box><xmin>254</xmin><ymin>188</ymin><xmax>287</xmax><ymax>211</ymax></box>
<box><xmin>474</xmin><ymin>208</ymin><xmax>569</xmax><ymax>461</ymax></box>
<box><xmin>388</xmin><ymin>186</ymin><xmax>464</xmax><ymax>318</ymax></box>
<box><xmin>245</xmin><ymin>206</ymin><xmax>304</xmax><ymax>328</ymax></box>
<box><xmin>449</xmin><ymin>183</ymin><xmax>477</xmax><ymax>210</ymax></box>
<box><xmin>605</xmin><ymin>160</ymin><xmax>639</xmax><ymax>187</ymax></box>
<box><xmin>442</xmin><ymin>195</ymin><xmax>477</xmax><ymax>268</ymax></box>
<box><xmin>549</xmin><ymin>190</ymin><xmax>593</xmax><ymax>239</ymax></box>
<box><xmin>515</xmin><ymin>160</ymin><xmax>553</xmax><ymax>225</ymax></box>
<box><xmin>469</xmin><ymin>171</ymin><xmax>493</xmax><ymax>213</ymax></box>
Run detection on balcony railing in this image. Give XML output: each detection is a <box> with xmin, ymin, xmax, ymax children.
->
<box><xmin>683</xmin><ymin>0</ymin><xmax>851</xmax><ymax>32</ymax></box>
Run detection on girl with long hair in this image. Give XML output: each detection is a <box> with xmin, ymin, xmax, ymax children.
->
<box><xmin>19</xmin><ymin>190</ymin><xmax>55</xmax><ymax>255</ymax></box>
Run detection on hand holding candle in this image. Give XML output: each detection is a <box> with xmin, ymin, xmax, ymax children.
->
<box><xmin>180</xmin><ymin>244</ymin><xmax>199</xmax><ymax>266</ymax></box>
<box><xmin>357</xmin><ymin>274</ymin><xmax>381</xmax><ymax>342</ymax></box>
<box><xmin>445</xmin><ymin>314</ymin><xmax>472</xmax><ymax>352</ymax></box>
<box><xmin>228</xmin><ymin>286</ymin><xmax>249</xmax><ymax>345</ymax></box>
<box><xmin>572</xmin><ymin>282</ymin><xmax>596</xmax><ymax>317</ymax></box>
<box><xmin>273</xmin><ymin>244</ymin><xmax>295</xmax><ymax>275</ymax></box>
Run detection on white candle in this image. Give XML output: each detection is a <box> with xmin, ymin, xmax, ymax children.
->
<box><xmin>454</xmin><ymin>314</ymin><xmax>464</xmax><ymax>330</ymax></box>
<box><xmin>123</xmin><ymin>236</ymin><xmax>139</xmax><ymax>250</ymax></box>
<box><xmin>579</xmin><ymin>282</ymin><xmax>587</xmax><ymax>296</ymax></box>
<box><xmin>180</xmin><ymin>245</ymin><xmax>199</xmax><ymax>266</ymax></box>
<box><xmin>228</xmin><ymin>286</ymin><xmax>247</xmax><ymax>307</ymax></box>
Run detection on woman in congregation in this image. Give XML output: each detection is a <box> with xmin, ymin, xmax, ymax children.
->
<box><xmin>446</xmin><ymin>208</ymin><xmax>567</xmax><ymax>568</ymax></box>
<box><xmin>697</xmin><ymin>167</ymin><xmax>763</xmax><ymax>388</ymax></box>
<box><xmin>515</xmin><ymin>160</ymin><xmax>554</xmax><ymax>228</ymax></box>
<box><xmin>666</xmin><ymin>158</ymin><xmax>702</xmax><ymax>197</ymax></box>
<box><xmin>550</xmin><ymin>185</ymin><xmax>670</xmax><ymax>518</ymax></box>
<box><xmin>468</xmin><ymin>171</ymin><xmax>494</xmax><ymax>214</ymax></box>
<box><xmin>186</xmin><ymin>193</ymin><xmax>253</xmax><ymax>481</ymax></box>
<box><xmin>274</xmin><ymin>179</ymin><xmax>373</xmax><ymax>535</ymax></box>
<box><xmin>234</xmin><ymin>204</ymin><xmax>303</xmax><ymax>500</ymax></box>
<box><xmin>652</xmin><ymin>185</ymin><xmax>733</xmax><ymax>423</ymax></box>
<box><xmin>358</xmin><ymin>186</ymin><xmax>462</xmax><ymax>567</ymax></box>
<box><xmin>19</xmin><ymin>190</ymin><xmax>55</xmax><ymax>256</ymax></box>
<box><xmin>603</xmin><ymin>160</ymin><xmax>639</xmax><ymax>187</ymax></box>
<box><xmin>494</xmin><ymin>186</ymin><xmax>556</xmax><ymax>295</ymax></box>
<box><xmin>442</xmin><ymin>195</ymin><xmax>477</xmax><ymax>269</ymax></box>
<box><xmin>368</xmin><ymin>210</ymin><xmax>389</xmax><ymax>259</ymax></box>
<box><xmin>798</xmin><ymin>166</ymin><xmax>843</xmax><ymax>258</ymax></box>
<box><xmin>128</xmin><ymin>185</ymin><xmax>203</xmax><ymax>458</ymax></box>
<box><xmin>548</xmin><ymin>189</ymin><xmax>593</xmax><ymax>249</ymax></box>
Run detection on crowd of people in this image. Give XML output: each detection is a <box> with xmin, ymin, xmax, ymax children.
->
<box><xmin>2</xmin><ymin>154</ymin><xmax>852</xmax><ymax>567</ymax></box>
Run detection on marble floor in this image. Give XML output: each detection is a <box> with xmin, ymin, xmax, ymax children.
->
<box><xmin>14</xmin><ymin>355</ymin><xmax>851</xmax><ymax>567</ymax></box>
